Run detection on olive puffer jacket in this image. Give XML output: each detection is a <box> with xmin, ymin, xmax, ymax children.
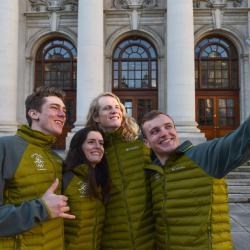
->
<box><xmin>63</xmin><ymin>164</ymin><xmax>105</xmax><ymax>250</ymax></box>
<box><xmin>101</xmin><ymin>130</ymin><xmax>154</xmax><ymax>250</ymax></box>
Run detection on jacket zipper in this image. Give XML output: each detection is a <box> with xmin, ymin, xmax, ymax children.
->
<box><xmin>111</xmin><ymin>136</ymin><xmax>136</xmax><ymax>250</ymax></box>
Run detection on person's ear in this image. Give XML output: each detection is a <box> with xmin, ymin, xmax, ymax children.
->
<box><xmin>28</xmin><ymin>109</ymin><xmax>39</xmax><ymax>121</ymax></box>
<box><xmin>93</xmin><ymin>115</ymin><xmax>100</xmax><ymax>123</ymax></box>
<box><xmin>143</xmin><ymin>138</ymin><xmax>151</xmax><ymax>149</ymax></box>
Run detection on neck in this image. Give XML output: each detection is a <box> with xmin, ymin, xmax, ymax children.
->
<box><xmin>101</xmin><ymin>126</ymin><xmax>120</xmax><ymax>133</ymax></box>
<box><xmin>156</xmin><ymin>154</ymin><xmax>169</xmax><ymax>166</ymax></box>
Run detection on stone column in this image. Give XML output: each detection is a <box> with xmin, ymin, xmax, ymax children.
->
<box><xmin>166</xmin><ymin>0</ymin><xmax>205</xmax><ymax>144</ymax></box>
<box><xmin>74</xmin><ymin>0</ymin><xmax>104</xmax><ymax>129</ymax></box>
<box><xmin>0</xmin><ymin>1</ymin><xmax>19</xmax><ymax>135</ymax></box>
<box><xmin>243</xmin><ymin>2</ymin><xmax>250</xmax><ymax>119</ymax></box>
<box><xmin>66</xmin><ymin>0</ymin><xmax>104</xmax><ymax>148</ymax></box>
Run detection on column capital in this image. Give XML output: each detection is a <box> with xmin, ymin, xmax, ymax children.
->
<box><xmin>28</xmin><ymin>0</ymin><xmax>78</xmax><ymax>12</ymax></box>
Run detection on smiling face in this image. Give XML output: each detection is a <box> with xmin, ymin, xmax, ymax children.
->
<box><xmin>142</xmin><ymin>114</ymin><xmax>179</xmax><ymax>164</ymax></box>
<box><xmin>94</xmin><ymin>95</ymin><xmax>123</xmax><ymax>132</ymax></box>
<box><xmin>28</xmin><ymin>96</ymin><xmax>66</xmax><ymax>136</ymax></box>
<box><xmin>82</xmin><ymin>131</ymin><xmax>104</xmax><ymax>167</ymax></box>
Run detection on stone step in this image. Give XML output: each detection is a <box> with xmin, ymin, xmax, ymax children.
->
<box><xmin>228</xmin><ymin>194</ymin><xmax>250</xmax><ymax>203</ymax></box>
<box><xmin>228</xmin><ymin>185</ymin><xmax>250</xmax><ymax>194</ymax></box>
<box><xmin>227</xmin><ymin>172</ymin><xmax>250</xmax><ymax>179</ymax></box>
<box><xmin>232</xmin><ymin>166</ymin><xmax>250</xmax><ymax>172</ymax></box>
<box><xmin>241</xmin><ymin>161</ymin><xmax>250</xmax><ymax>166</ymax></box>
<box><xmin>226</xmin><ymin>162</ymin><xmax>250</xmax><ymax>203</ymax></box>
<box><xmin>227</xmin><ymin>179</ymin><xmax>250</xmax><ymax>186</ymax></box>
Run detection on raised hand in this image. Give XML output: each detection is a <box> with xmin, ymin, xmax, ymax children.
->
<box><xmin>42</xmin><ymin>178</ymin><xmax>75</xmax><ymax>219</ymax></box>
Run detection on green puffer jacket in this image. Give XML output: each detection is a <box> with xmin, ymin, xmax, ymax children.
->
<box><xmin>63</xmin><ymin>164</ymin><xmax>105</xmax><ymax>250</ymax></box>
<box><xmin>146</xmin><ymin>147</ymin><xmax>232</xmax><ymax>250</ymax></box>
<box><xmin>145</xmin><ymin>115</ymin><xmax>250</xmax><ymax>250</ymax></box>
<box><xmin>0</xmin><ymin>125</ymin><xmax>64</xmax><ymax>250</ymax></box>
<box><xmin>101</xmin><ymin>130</ymin><xmax>154</xmax><ymax>250</ymax></box>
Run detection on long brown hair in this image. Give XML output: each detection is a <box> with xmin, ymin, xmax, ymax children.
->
<box><xmin>63</xmin><ymin>127</ymin><xmax>110</xmax><ymax>204</ymax></box>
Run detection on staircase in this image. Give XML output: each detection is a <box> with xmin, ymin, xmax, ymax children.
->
<box><xmin>226</xmin><ymin>161</ymin><xmax>250</xmax><ymax>203</ymax></box>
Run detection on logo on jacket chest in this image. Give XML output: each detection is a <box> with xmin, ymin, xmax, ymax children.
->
<box><xmin>31</xmin><ymin>153</ymin><xmax>47</xmax><ymax>171</ymax></box>
<box><xmin>78</xmin><ymin>181</ymin><xmax>89</xmax><ymax>198</ymax></box>
<box><xmin>125</xmin><ymin>145</ymin><xmax>139</xmax><ymax>152</ymax></box>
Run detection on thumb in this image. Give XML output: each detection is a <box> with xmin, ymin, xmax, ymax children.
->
<box><xmin>46</xmin><ymin>178</ymin><xmax>59</xmax><ymax>194</ymax></box>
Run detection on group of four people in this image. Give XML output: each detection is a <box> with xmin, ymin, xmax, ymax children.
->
<box><xmin>0</xmin><ymin>86</ymin><xmax>250</xmax><ymax>249</ymax></box>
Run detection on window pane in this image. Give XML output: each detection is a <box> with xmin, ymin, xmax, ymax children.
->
<box><xmin>135</xmin><ymin>71</ymin><xmax>141</xmax><ymax>79</ymax></box>
<box><xmin>114</xmin><ymin>70</ymin><xmax>118</xmax><ymax>79</ymax></box>
<box><xmin>142</xmin><ymin>62</ymin><xmax>148</xmax><ymax>70</ymax></box>
<box><xmin>137</xmin><ymin>99</ymin><xmax>152</xmax><ymax>124</ymax></box>
<box><xmin>123</xmin><ymin>99</ymin><xmax>133</xmax><ymax>117</ymax></box>
<box><xmin>135</xmin><ymin>62</ymin><xmax>141</xmax><ymax>70</ymax></box>
<box><xmin>113</xmin><ymin>62</ymin><xmax>118</xmax><ymax>70</ymax></box>
<box><xmin>122</xmin><ymin>62</ymin><xmax>128</xmax><ymax>70</ymax></box>
<box><xmin>197</xmin><ymin>99</ymin><xmax>214</xmax><ymax>125</ymax></box>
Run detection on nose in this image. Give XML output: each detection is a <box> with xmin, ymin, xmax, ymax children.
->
<box><xmin>58</xmin><ymin>109</ymin><xmax>66</xmax><ymax>118</ymax></box>
<box><xmin>94</xmin><ymin>142</ymin><xmax>104</xmax><ymax>152</ymax></box>
<box><xmin>159</xmin><ymin>127</ymin><xmax>167</xmax><ymax>137</ymax></box>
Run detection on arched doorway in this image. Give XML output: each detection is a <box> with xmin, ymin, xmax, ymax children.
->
<box><xmin>35</xmin><ymin>38</ymin><xmax>77</xmax><ymax>149</ymax></box>
<box><xmin>112</xmin><ymin>36</ymin><xmax>158</xmax><ymax>124</ymax></box>
<box><xmin>195</xmin><ymin>36</ymin><xmax>239</xmax><ymax>139</ymax></box>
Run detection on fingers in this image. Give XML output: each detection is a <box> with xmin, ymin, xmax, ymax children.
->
<box><xmin>60</xmin><ymin>206</ymin><xmax>70</xmax><ymax>213</ymax></box>
<box><xmin>59</xmin><ymin>211</ymin><xmax>76</xmax><ymax>220</ymax></box>
<box><xmin>46</xmin><ymin>178</ymin><xmax>59</xmax><ymax>194</ymax></box>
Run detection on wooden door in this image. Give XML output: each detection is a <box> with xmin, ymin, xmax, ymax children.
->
<box><xmin>115</xmin><ymin>90</ymin><xmax>157</xmax><ymax>124</ymax></box>
<box><xmin>196</xmin><ymin>94</ymin><xmax>239</xmax><ymax>140</ymax></box>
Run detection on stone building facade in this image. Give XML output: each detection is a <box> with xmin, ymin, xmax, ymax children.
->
<box><xmin>0</xmin><ymin>0</ymin><xmax>250</xmax><ymax>149</ymax></box>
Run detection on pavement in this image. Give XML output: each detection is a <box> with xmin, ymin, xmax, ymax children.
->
<box><xmin>230</xmin><ymin>203</ymin><xmax>250</xmax><ymax>250</ymax></box>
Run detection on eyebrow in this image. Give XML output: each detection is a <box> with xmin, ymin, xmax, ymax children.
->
<box><xmin>49</xmin><ymin>103</ymin><xmax>66</xmax><ymax>111</ymax></box>
<box><xmin>149</xmin><ymin>122</ymin><xmax>174</xmax><ymax>132</ymax></box>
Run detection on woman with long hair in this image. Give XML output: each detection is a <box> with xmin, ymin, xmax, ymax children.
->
<box><xmin>63</xmin><ymin>127</ymin><xmax>110</xmax><ymax>250</ymax></box>
<box><xmin>85</xmin><ymin>92</ymin><xmax>154</xmax><ymax>250</ymax></box>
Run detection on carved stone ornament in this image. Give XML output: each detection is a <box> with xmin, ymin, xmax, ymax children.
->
<box><xmin>113</xmin><ymin>0</ymin><xmax>157</xmax><ymax>9</ymax></box>
<box><xmin>28</xmin><ymin>0</ymin><xmax>78</xmax><ymax>12</ymax></box>
<box><xmin>233</xmin><ymin>0</ymin><xmax>244</xmax><ymax>7</ymax></box>
<box><xmin>193</xmin><ymin>0</ymin><xmax>245</xmax><ymax>8</ymax></box>
<box><xmin>208</xmin><ymin>0</ymin><xmax>227</xmax><ymax>7</ymax></box>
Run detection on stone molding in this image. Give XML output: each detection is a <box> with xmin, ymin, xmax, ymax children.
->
<box><xmin>193</xmin><ymin>0</ymin><xmax>246</xmax><ymax>8</ymax></box>
<box><xmin>113</xmin><ymin>0</ymin><xmax>157</xmax><ymax>9</ymax></box>
<box><xmin>28</xmin><ymin>0</ymin><xmax>78</xmax><ymax>12</ymax></box>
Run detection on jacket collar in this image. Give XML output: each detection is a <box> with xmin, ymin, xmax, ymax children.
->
<box><xmin>152</xmin><ymin>140</ymin><xmax>193</xmax><ymax>166</ymax></box>
<box><xmin>16</xmin><ymin>125</ymin><xmax>56</xmax><ymax>147</ymax></box>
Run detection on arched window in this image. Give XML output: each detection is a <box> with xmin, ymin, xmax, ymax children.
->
<box><xmin>113</xmin><ymin>37</ymin><xmax>157</xmax><ymax>89</ymax></box>
<box><xmin>35</xmin><ymin>38</ymin><xmax>77</xmax><ymax>149</ymax></box>
<box><xmin>112</xmin><ymin>37</ymin><xmax>158</xmax><ymax>123</ymax></box>
<box><xmin>195</xmin><ymin>36</ymin><xmax>239</xmax><ymax>140</ymax></box>
<box><xmin>195</xmin><ymin>36</ymin><xmax>238</xmax><ymax>89</ymax></box>
<box><xmin>35</xmin><ymin>38</ymin><xmax>77</xmax><ymax>90</ymax></box>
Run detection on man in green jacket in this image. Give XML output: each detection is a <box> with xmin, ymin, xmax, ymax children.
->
<box><xmin>141</xmin><ymin>110</ymin><xmax>250</xmax><ymax>250</ymax></box>
<box><xmin>0</xmin><ymin>87</ymin><xmax>75</xmax><ymax>249</ymax></box>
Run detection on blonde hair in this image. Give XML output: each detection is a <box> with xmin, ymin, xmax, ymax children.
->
<box><xmin>85</xmin><ymin>92</ymin><xmax>139</xmax><ymax>142</ymax></box>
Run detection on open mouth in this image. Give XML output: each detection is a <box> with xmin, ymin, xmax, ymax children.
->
<box><xmin>55</xmin><ymin>120</ymin><xmax>64</xmax><ymax>127</ymax></box>
<box><xmin>160</xmin><ymin>138</ymin><xmax>172</xmax><ymax>144</ymax></box>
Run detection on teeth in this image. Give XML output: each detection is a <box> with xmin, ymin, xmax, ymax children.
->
<box><xmin>160</xmin><ymin>138</ymin><xmax>171</xmax><ymax>144</ymax></box>
<box><xmin>55</xmin><ymin>121</ymin><xmax>63</xmax><ymax>126</ymax></box>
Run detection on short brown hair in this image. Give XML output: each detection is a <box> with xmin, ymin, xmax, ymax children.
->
<box><xmin>25</xmin><ymin>86</ymin><xmax>65</xmax><ymax>126</ymax></box>
<box><xmin>141</xmin><ymin>110</ymin><xmax>175</xmax><ymax>138</ymax></box>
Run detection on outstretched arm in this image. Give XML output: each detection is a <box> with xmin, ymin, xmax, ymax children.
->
<box><xmin>187</xmin><ymin>116</ymin><xmax>250</xmax><ymax>178</ymax></box>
